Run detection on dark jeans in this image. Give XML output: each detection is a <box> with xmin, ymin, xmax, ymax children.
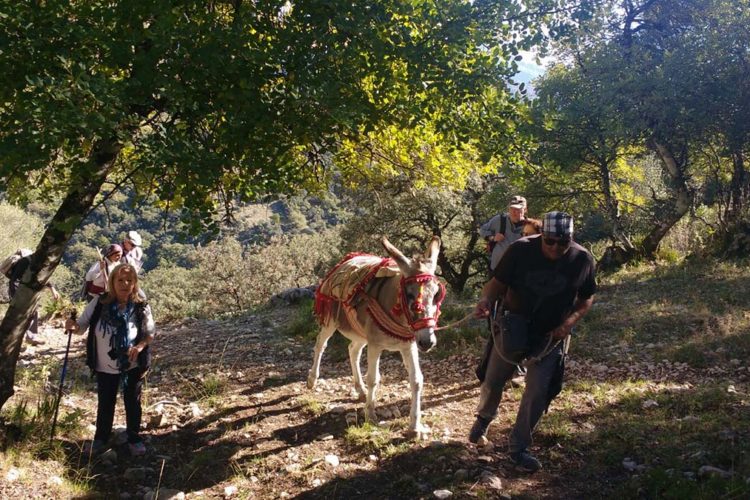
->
<box><xmin>94</xmin><ymin>368</ymin><xmax>146</xmax><ymax>444</ymax></box>
<box><xmin>475</xmin><ymin>302</ymin><xmax>525</xmax><ymax>383</ymax></box>
<box><xmin>476</xmin><ymin>341</ymin><xmax>564</xmax><ymax>453</ymax></box>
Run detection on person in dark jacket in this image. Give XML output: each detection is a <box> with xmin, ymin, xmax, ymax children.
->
<box><xmin>7</xmin><ymin>251</ymin><xmax>60</xmax><ymax>346</ymax></box>
<box><xmin>66</xmin><ymin>263</ymin><xmax>155</xmax><ymax>456</ymax></box>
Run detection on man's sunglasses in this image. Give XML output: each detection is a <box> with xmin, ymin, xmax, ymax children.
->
<box><xmin>543</xmin><ymin>236</ymin><xmax>571</xmax><ymax>247</ymax></box>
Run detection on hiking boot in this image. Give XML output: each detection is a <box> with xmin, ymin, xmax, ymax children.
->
<box><xmin>510</xmin><ymin>450</ymin><xmax>542</xmax><ymax>473</ymax></box>
<box><xmin>468</xmin><ymin>415</ymin><xmax>492</xmax><ymax>444</ymax></box>
<box><xmin>82</xmin><ymin>439</ymin><xmax>106</xmax><ymax>455</ymax></box>
<box><xmin>128</xmin><ymin>441</ymin><xmax>146</xmax><ymax>456</ymax></box>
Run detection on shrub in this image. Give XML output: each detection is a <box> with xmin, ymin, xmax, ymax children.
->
<box><xmin>0</xmin><ymin>202</ymin><xmax>45</xmax><ymax>258</ymax></box>
<box><xmin>143</xmin><ymin>229</ymin><xmax>343</xmax><ymax>320</ymax></box>
<box><xmin>142</xmin><ymin>265</ymin><xmax>203</xmax><ymax>321</ymax></box>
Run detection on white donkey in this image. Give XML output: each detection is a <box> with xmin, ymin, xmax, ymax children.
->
<box><xmin>307</xmin><ymin>236</ymin><xmax>445</xmax><ymax>438</ymax></box>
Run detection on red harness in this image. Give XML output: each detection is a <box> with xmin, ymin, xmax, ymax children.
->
<box><xmin>314</xmin><ymin>255</ymin><xmax>446</xmax><ymax>342</ymax></box>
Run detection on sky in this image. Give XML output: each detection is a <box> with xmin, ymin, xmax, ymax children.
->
<box><xmin>515</xmin><ymin>50</ymin><xmax>549</xmax><ymax>88</ymax></box>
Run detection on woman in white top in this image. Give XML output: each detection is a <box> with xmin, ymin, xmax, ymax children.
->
<box><xmin>66</xmin><ymin>263</ymin><xmax>155</xmax><ymax>456</ymax></box>
<box><xmin>84</xmin><ymin>243</ymin><xmax>123</xmax><ymax>300</ymax></box>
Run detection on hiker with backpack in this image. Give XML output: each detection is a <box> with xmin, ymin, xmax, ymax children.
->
<box><xmin>478</xmin><ymin>195</ymin><xmax>530</xmax><ymax>274</ymax></box>
<box><xmin>121</xmin><ymin>231</ymin><xmax>144</xmax><ymax>273</ymax></box>
<box><xmin>65</xmin><ymin>262</ymin><xmax>155</xmax><ymax>456</ymax></box>
<box><xmin>3</xmin><ymin>249</ymin><xmax>60</xmax><ymax>346</ymax></box>
<box><xmin>83</xmin><ymin>244</ymin><xmax>123</xmax><ymax>301</ymax></box>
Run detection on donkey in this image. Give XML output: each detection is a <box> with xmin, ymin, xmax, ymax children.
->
<box><xmin>308</xmin><ymin>236</ymin><xmax>444</xmax><ymax>438</ymax></box>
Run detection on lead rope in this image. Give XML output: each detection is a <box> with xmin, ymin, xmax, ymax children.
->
<box><xmin>434</xmin><ymin>310</ymin><xmax>475</xmax><ymax>331</ymax></box>
<box><xmin>488</xmin><ymin>302</ymin><xmax>564</xmax><ymax>368</ymax></box>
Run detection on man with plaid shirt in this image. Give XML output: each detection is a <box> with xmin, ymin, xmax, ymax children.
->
<box><xmin>469</xmin><ymin>211</ymin><xmax>596</xmax><ymax>473</ymax></box>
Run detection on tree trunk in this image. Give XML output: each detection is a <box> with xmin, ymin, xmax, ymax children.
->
<box><xmin>0</xmin><ymin>138</ymin><xmax>122</xmax><ymax>410</ymax></box>
<box><xmin>436</xmin><ymin>234</ymin><xmax>484</xmax><ymax>293</ymax></box>
<box><xmin>435</xmin><ymin>190</ymin><xmax>486</xmax><ymax>293</ymax></box>
<box><xmin>729</xmin><ymin>150</ymin><xmax>747</xmax><ymax>221</ymax></box>
<box><xmin>640</xmin><ymin>138</ymin><xmax>693</xmax><ymax>257</ymax></box>
<box><xmin>597</xmin><ymin>156</ymin><xmax>635</xmax><ymax>251</ymax></box>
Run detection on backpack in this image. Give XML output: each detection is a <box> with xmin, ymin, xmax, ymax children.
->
<box><xmin>0</xmin><ymin>248</ymin><xmax>33</xmax><ymax>279</ymax></box>
<box><xmin>486</xmin><ymin>214</ymin><xmax>508</xmax><ymax>254</ymax></box>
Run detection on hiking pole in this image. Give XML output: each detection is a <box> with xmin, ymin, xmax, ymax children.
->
<box><xmin>96</xmin><ymin>247</ymin><xmax>109</xmax><ymax>293</ymax></box>
<box><xmin>50</xmin><ymin>309</ymin><xmax>77</xmax><ymax>443</ymax></box>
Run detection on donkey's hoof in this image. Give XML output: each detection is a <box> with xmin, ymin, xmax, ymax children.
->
<box><xmin>406</xmin><ymin>424</ymin><xmax>431</xmax><ymax>440</ymax></box>
<box><xmin>365</xmin><ymin>408</ymin><xmax>377</xmax><ymax>423</ymax></box>
<box><xmin>350</xmin><ymin>388</ymin><xmax>366</xmax><ymax>401</ymax></box>
<box><xmin>306</xmin><ymin>375</ymin><xmax>317</xmax><ymax>390</ymax></box>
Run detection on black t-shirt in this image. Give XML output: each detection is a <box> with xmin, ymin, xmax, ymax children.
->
<box><xmin>493</xmin><ymin>235</ymin><xmax>596</xmax><ymax>336</ymax></box>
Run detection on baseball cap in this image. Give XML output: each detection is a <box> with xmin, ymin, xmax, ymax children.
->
<box><xmin>509</xmin><ymin>195</ymin><xmax>527</xmax><ymax>209</ymax></box>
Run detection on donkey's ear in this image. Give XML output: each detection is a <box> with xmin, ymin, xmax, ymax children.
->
<box><xmin>382</xmin><ymin>236</ymin><xmax>410</xmax><ymax>269</ymax></box>
<box><xmin>424</xmin><ymin>236</ymin><xmax>440</xmax><ymax>273</ymax></box>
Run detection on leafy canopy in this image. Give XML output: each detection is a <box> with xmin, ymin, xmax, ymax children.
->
<box><xmin>0</xmin><ymin>0</ymin><xmax>574</xmax><ymax>230</ymax></box>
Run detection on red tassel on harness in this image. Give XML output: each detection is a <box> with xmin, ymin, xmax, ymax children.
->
<box><xmin>314</xmin><ymin>291</ymin><xmax>335</xmax><ymax>326</ymax></box>
<box><xmin>391</xmin><ymin>302</ymin><xmax>403</xmax><ymax>316</ymax></box>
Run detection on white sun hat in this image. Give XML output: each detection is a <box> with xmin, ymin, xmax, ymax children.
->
<box><xmin>126</xmin><ymin>231</ymin><xmax>142</xmax><ymax>246</ymax></box>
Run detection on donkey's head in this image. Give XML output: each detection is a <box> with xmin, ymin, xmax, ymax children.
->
<box><xmin>382</xmin><ymin>236</ymin><xmax>444</xmax><ymax>352</ymax></box>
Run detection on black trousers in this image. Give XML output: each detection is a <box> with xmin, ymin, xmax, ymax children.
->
<box><xmin>94</xmin><ymin>368</ymin><xmax>146</xmax><ymax>444</ymax></box>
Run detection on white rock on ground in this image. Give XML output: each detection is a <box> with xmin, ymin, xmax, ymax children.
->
<box><xmin>479</xmin><ymin>471</ymin><xmax>502</xmax><ymax>490</ymax></box>
<box><xmin>698</xmin><ymin>465</ymin><xmax>733</xmax><ymax>479</ymax></box>
<box><xmin>622</xmin><ymin>458</ymin><xmax>638</xmax><ymax>472</ymax></box>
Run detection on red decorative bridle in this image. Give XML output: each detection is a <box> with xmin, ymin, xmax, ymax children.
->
<box><xmin>393</xmin><ymin>273</ymin><xmax>446</xmax><ymax>331</ymax></box>
<box><xmin>363</xmin><ymin>272</ymin><xmax>446</xmax><ymax>341</ymax></box>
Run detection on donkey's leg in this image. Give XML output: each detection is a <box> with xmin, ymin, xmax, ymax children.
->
<box><xmin>364</xmin><ymin>345</ymin><xmax>383</xmax><ymax>423</ymax></box>
<box><xmin>348</xmin><ymin>340</ymin><xmax>367</xmax><ymax>400</ymax></box>
<box><xmin>400</xmin><ymin>342</ymin><xmax>428</xmax><ymax>438</ymax></box>
<box><xmin>307</xmin><ymin>323</ymin><xmax>337</xmax><ymax>390</ymax></box>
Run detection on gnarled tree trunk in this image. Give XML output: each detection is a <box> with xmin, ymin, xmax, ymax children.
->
<box><xmin>0</xmin><ymin>138</ymin><xmax>121</xmax><ymax>410</ymax></box>
<box><xmin>729</xmin><ymin>150</ymin><xmax>748</xmax><ymax>221</ymax></box>
<box><xmin>435</xmin><ymin>189</ymin><xmax>486</xmax><ymax>293</ymax></box>
<box><xmin>640</xmin><ymin>137</ymin><xmax>693</xmax><ymax>258</ymax></box>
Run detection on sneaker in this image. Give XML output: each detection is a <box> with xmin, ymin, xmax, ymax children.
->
<box><xmin>510</xmin><ymin>450</ymin><xmax>542</xmax><ymax>473</ymax></box>
<box><xmin>128</xmin><ymin>441</ymin><xmax>146</xmax><ymax>456</ymax></box>
<box><xmin>82</xmin><ymin>439</ymin><xmax>106</xmax><ymax>455</ymax></box>
<box><xmin>114</xmin><ymin>429</ymin><xmax>128</xmax><ymax>446</ymax></box>
<box><xmin>468</xmin><ymin>416</ymin><xmax>492</xmax><ymax>444</ymax></box>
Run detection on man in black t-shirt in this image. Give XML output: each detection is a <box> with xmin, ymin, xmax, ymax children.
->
<box><xmin>469</xmin><ymin>211</ymin><xmax>596</xmax><ymax>473</ymax></box>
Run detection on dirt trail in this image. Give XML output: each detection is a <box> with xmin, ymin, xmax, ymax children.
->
<box><xmin>8</xmin><ymin>303</ymin><xmax>748</xmax><ymax>499</ymax></box>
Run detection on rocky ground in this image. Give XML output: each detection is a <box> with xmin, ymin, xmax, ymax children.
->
<box><xmin>3</xmin><ymin>296</ymin><xmax>749</xmax><ymax>499</ymax></box>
